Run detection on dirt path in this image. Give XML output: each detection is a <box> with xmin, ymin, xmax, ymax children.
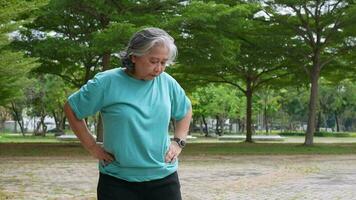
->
<box><xmin>1</xmin><ymin>155</ymin><xmax>356</xmax><ymax>200</ymax></box>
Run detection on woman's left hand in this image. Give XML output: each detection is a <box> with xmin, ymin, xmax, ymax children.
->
<box><xmin>165</xmin><ymin>142</ymin><xmax>182</xmax><ymax>163</ymax></box>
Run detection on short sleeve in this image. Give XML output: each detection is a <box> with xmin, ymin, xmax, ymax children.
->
<box><xmin>67</xmin><ymin>74</ymin><xmax>105</xmax><ymax>120</ymax></box>
<box><xmin>170</xmin><ymin>79</ymin><xmax>192</xmax><ymax>121</ymax></box>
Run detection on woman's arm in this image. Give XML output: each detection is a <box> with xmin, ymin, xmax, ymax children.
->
<box><xmin>174</xmin><ymin>106</ymin><xmax>193</xmax><ymax>141</ymax></box>
<box><xmin>64</xmin><ymin>101</ymin><xmax>114</xmax><ymax>163</ymax></box>
<box><xmin>165</xmin><ymin>106</ymin><xmax>192</xmax><ymax>163</ymax></box>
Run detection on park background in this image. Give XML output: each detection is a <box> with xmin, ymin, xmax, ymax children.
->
<box><xmin>1</xmin><ymin>0</ymin><xmax>356</xmax><ymax>199</ymax></box>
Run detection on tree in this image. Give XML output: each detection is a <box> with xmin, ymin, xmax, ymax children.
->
<box><xmin>265</xmin><ymin>0</ymin><xmax>356</xmax><ymax>145</ymax></box>
<box><xmin>169</xmin><ymin>1</ymin><xmax>292</xmax><ymax>142</ymax></box>
<box><xmin>16</xmin><ymin>0</ymin><xmax>183</xmax><ymax>140</ymax></box>
<box><xmin>279</xmin><ymin>87</ymin><xmax>309</xmax><ymax>132</ymax></box>
<box><xmin>0</xmin><ymin>0</ymin><xmax>44</xmax><ymax>106</ymax></box>
<box><xmin>192</xmin><ymin>84</ymin><xmax>244</xmax><ymax>136</ymax></box>
<box><xmin>255</xmin><ymin>88</ymin><xmax>282</xmax><ymax>134</ymax></box>
<box><xmin>319</xmin><ymin>79</ymin><xmax>356</xmax><ymax>132</ymax></box>
<box><xmin>44</xmin><ymin>75</ymin><xmax>73</xmax><ymax>133</ymax></box>
<box><xmin>0</xmin><ymin>1</ymin><xmax>47</xmax><ymax>133</ymax></box>
<box><xmin>23</xmin><ymin>74</ymin><xmax>73</xmax><ymax>135</ymax></box>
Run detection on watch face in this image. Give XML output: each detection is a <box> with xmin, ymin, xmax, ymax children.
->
<box><xmin>174</xmin><ymin>138</ymin><xmax>186</xmax><ymax>148</ymax></box>
<box><xmin>179</xmin><ymin>140</ymin><xmax>186</xmax><ymax>147</ymax></box>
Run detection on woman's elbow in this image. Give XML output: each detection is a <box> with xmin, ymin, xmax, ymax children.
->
<box><xmin>64</xmin><ymin>101</ymin><xmax>75</xmax><ymax>118</ymax></box>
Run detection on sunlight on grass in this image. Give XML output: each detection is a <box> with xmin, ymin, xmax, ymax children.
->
<box><xmin>0</xmin><ymin>133</ymin><xmax>77</xmax><ymax>143</ymax></box>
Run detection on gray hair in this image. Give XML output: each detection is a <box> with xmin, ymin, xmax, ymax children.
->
<box><xmin>121</xmin><ymin>27</ymin><xmax>177</xmax><ymax>69</ymax></box>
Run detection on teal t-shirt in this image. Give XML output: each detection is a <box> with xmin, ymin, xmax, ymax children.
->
<box><xmin>67</xmin><ymin>68</ymin><xmax>191</xmax><ymax>182</ymax></box>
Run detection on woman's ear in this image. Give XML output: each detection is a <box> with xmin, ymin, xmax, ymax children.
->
<box><xmin>130</xmin><ymin>55</ymin><xmax>137</xmax><ymax>64</ymax></box>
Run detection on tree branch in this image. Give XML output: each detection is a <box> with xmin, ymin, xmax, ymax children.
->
<box><xmin>322</xmin><ymin>3</ymin><xmax>345</xmax><ymax>47</ymax></box>
<box><xmin>185</xmin><ymin>75</ymin><xmax>246</xmax><ymax>94</ymax></box>
<box><xmin>253</xmin><ymin>72</ymin><xmax>293</xmax><ymax>90</ymax></box>
<box><xmin>255</xmin><ymin>64</ymin><xmax>286</xmax><ymax>80</ymax></box>
<box><xmin>302</xmin><ymin>3</ymin><xmax>314</xmax><ymax>19</ymax></box>
<box><xmin>290</xmin><ymin>5</ymin><xmax>316</xmax><ymax>49</ymax></box>
<box><xmin>320</xmin><ymin>44</ymin><xmax>354</xmax><ymax>70</ymax></box>
<box><xmin>329</xmin><ymin>0</ymin><xmax>343</xmax><ymax>14</ymax></box>
<box><xmin>217</xmin><ymin>74</ymin><xmax>246</xmax><ymax>93</ymax></box>
<box><xmin>50</xmin><ymin>72</ymin><xmax>81</xmax><ymax>88</ymax></box>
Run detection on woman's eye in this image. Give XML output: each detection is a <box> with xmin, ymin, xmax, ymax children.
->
<box><xmin>149</xmin><ymin>60</ymin><xmax>167</xmax><ymax>66</ymax></box>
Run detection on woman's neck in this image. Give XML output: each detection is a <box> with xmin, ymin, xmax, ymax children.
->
<box><xmin>124</xmin><ymin>68</ymin><xmax>143</xmax><ymax>80</ymax></box>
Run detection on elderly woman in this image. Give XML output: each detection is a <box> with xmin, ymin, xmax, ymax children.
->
<box><xmin>64</xmin><ymin>27</ymin><xmax>192</xmax><ymax>200</ymax></box>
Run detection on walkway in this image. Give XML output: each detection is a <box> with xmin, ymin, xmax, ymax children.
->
<box><xmin>1</xmin><ymin>155</ymin><xmax>356</xmax><ymax>199</ymax></box>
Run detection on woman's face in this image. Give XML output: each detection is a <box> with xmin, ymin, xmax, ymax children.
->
<box><xmin>130</xmin><ymin>45</ymin><xmax>169</xmax><ymax>81</ymax></box>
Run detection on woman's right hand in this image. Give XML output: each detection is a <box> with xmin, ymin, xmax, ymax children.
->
<box><xmin>87</xmin><ymin>144</ymin><xmax>115</xmax><ymax>165</ymax></box>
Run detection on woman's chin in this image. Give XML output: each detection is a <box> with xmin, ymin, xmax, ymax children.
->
<box><xmin>145</xmin><ymin>75</ymin><xmax>157</xmax><ymax>80</ymax></box>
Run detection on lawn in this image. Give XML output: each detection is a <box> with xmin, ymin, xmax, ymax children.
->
<box><xmin>183</xmin><ymin>142</ymin><xmax>356</xmax><ymax>155</ymax></box>
<box><xmin>1</xmin><ymin>132</ymin><xmax>356</xmax><ymax>157</ymax></box>
<box><xmin>0</xmin><ymin>133</ymin><xmax>77</xmax><ymax>143</ymax></box>
<box><xmin>1</xmin><ymin>142</ymin><xmax>356</xmax><ymax>157</ymax></box>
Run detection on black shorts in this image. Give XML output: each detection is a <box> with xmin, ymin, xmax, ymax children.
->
<box><xmin>97</xmin><ymin>172</ymin><xmax>182</xmax><ymax>200</ymax></box>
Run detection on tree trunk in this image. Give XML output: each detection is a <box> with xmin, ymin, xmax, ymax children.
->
<box><xmin>316</xmin><ymin>110</ymin><xmax>322</xmax><ymax>133</ymax></box>
<box><xmin>202</xmin><ymin>115</ymin><xmax>208</xmax><ymax>136</ymax></box>
<box><xmin>245</xmin><ymin>78</ymin><xmax>253</xmax><ymax>143</ymax></box>
<box><xmin>220</xmin><ymin>117</ymin><xmax>225</xmax><ymax>135</ymax></box>
<box><xmin>52</xmin><ymin>111</ymin><xmax>58</xmax><ymax>127</ymax></box>
<box><xmin>264</xmin><ymin>102</ymin><xmax>268</xmax><ymax>134</ymax></box>
<box><xmin>52</xmin><ymin>111</ymin><xmax>64</xmax><ymax>133</ymax></box>
<box><xmin>237</xmin><ymin>118</ymin><xmax>241</xmax><ymax>133</ymax></box>
<box><xmin>61</xmin><ymin>116</ymin><xmax>66</xmax><ymax>132</ymax></box>
<box><xmin>0</xmin><ymin>120</ymin><xmax>3</xmax><ymax>132</ymax></box>
<box><xmin>34</xmin><ymin>114</ymin><xmax>47</xmax><ymax>136</ymax></box>
<box><xmin>215</xmin><ymin>115</ymin><xmax>222</xmax><ymax>136</ymax></box>
<box><xmin>199</xmin><ymin>117</ymin><xmax>203</xmax><ymax>134</ymax></box>
<box><xmin>239</xmin><ymin>118</ymin><xmax>245</xmax><ymax>133</ymax></box>
<box><xmin>229</xmin><ymin>119</ymin><xmax>233</xmax><ymax>134</ymax></box>
<box><xmin>335</xmin><ymin>111</ymin><xmax>340</xmax><ymax>132</ymax></box>
<box><xmin>188</xmin><ymin>118</ymin><xmax>194</xmax><ymax>135</ymax></box>
<box><xmin>34</xmin><ymin>121</ymin><xmax>41</xmax><ymax>135</ymax></box>
<box><xmin>14</xmin><ymin>120</ymin><xmax>17</xmax><ymax>133</ymax></box>
<box><xmin>191</xmin><ymin>117</ymin><xmax>196</xmax><ymax>134</ymax></box>
<box><xmin>11</xmin><ymin>102</ymin><xmax>25</xmax><ymax>135</ymax></box>
<box><xmin>40</xmin><ymin>115</ymin><xmax>47</xmax><ymax>136</ymax></box>
<box><xmin>305</xmin><ymin>67</ymin><xmax>320</xmax><ymax>146</ymax></box>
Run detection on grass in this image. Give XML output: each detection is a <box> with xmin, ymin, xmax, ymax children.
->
<box><xmin>1</xmin><ymin>142</ymin><xmax>356</xmax><ymax>157</ymax></box>
<box><xmin>0</xmin><ymin>134</ymin><xmax>59</xmax><ymax>143</ymax></box>
<box><xmin>182</xmin><ymin>142</ymin><xmax>356</xmax><ymax>155</ymax></box>
<box><xmin>279</xmin><ymin>131</ymin><xmax>356</xmax><ymax>137</ymax></box>
<box><xmin>1</xmin><ymin>132</ymin><xmax>356</xmax><ymax>157</ymax></box>
<box><xmin>0</xmin><ymin>133</ymin><xmax>78</xmax><ymax>143</ymax></box>
<box><xmin>0</xmin><ymin>143</ymin><xmax>89</xmax><ymax>157</ymax></box>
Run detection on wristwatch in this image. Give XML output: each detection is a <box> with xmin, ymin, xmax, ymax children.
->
<box><xmin>173</xmin><ymin>137</ymin><xmax>186</xmax><ymax>149</ymax></box>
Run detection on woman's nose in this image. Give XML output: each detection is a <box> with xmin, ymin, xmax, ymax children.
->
<box><xmin>154</xmin><ymin>63</ymin><xmax>164</xmax><ymax>73</ymax></box>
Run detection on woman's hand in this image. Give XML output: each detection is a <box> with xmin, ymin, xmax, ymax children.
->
<box><xmin>165</xmin><ymin>142</ymin><xmax>182</xmax><ymax>163</ymax></box>
<box><xmin>88</xmin><ymin>144</ymin><xmax>115</xmax><ymax>165</ymax></box>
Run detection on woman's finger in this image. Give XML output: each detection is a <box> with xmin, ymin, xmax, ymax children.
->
<box><xmin>104</xmin><ymin>153</ymin><xmax>114</xmax><ymax>162</ymax></box>
<box><xmin>107</xmin><ymin>152</ymin><xmax>114</xmax><ymax>161</ymax></box>
<box><xmin>165</xmin><ymin>150</ymin><xmax>174</xmax><ymax>163</ymax></box>
<box><xmin>170</xmin><ymin>155</ymin><xmax>177</xmax><ymax>163</ymax></box>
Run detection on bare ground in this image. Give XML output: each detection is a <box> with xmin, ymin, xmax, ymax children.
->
<box><xmin>1</xmin><ymin>155</ymin><xmax>356</xmax><ymax>200</ymax></box>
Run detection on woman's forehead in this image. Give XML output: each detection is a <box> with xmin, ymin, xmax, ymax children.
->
<box><xmin>147</xmin><ymin>45</ymin><xmax>169</xmax><ymax>59</ymax></box>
